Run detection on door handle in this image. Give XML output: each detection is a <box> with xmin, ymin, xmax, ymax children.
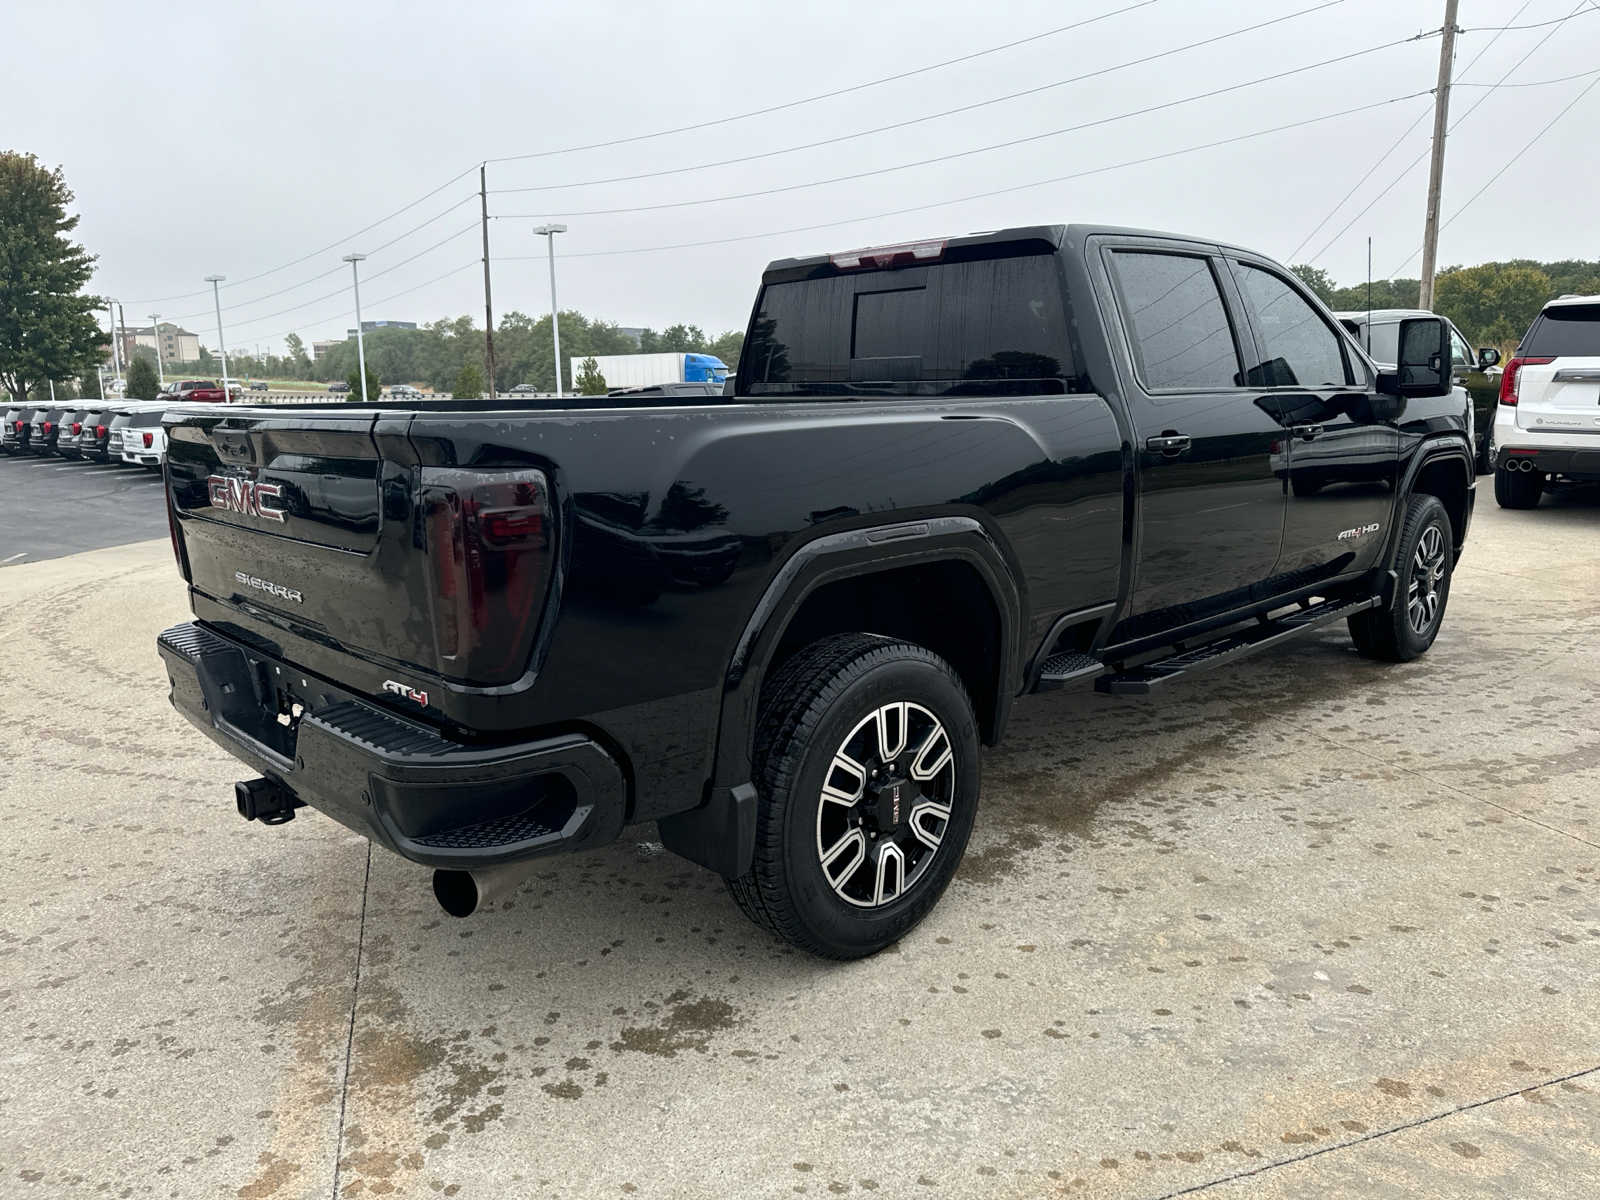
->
<box><xmin>1292</xmin><ymin>424</ymin><xmax>1324</xmax><ymax>440</ymax></box>
<box><xmin>1145</xmin><ymin>434</ymin><xmax>1191</xmax><ymax>455</ymax></box>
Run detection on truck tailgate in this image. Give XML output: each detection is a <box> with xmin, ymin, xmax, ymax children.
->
<box><xmin>166</xmin><ymin>409</ymin><xmax>440</xmax><ymax>665</ymax></box>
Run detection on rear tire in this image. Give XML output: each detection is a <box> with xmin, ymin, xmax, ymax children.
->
<box><xmin>726</xmin><ymin>633</ymin><xmax>980</xmax><ymax>959</ymax></box>
<box><xmin>1494</xmin><ymin>463</ymin><xmax>1543</xmax><ymax>509</ymax></box>
<box><xmin>1348</xmin><ymin>493</ymin><xmax>1453</xmax><ymax>663</ymax></box>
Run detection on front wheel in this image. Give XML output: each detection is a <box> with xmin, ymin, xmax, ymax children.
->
<box><xmin>1348</xmin><ymin>493</ymin><xmax>1454</xmax><ymax>662</ymax></box>
<box><xmin>726</xmin><ymin>634</ymin><xmax>981</xmax><ymax>959</ymax></box>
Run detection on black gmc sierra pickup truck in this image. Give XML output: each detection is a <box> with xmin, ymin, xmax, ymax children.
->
<box><xmin>157</xmin><ymin>224</ymin><xmax>1473</xmax><ymax>959</ymax></box>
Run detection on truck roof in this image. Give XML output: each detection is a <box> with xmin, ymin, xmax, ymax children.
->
<box><xmin>762</xmin><ymin>223</ymin><xmax>1250</xmax><ymax>283</ymax></box>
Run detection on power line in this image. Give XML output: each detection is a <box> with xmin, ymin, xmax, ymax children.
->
<box><xmin>1387</xmin><ymin>71</ymin><xmax>1600</xmax><ymax>276</ymax></box>
<box><xmin>490</xmin><ymin>10</ymin><xmax>1404</xmax><ymax>200</ymax></box>
<box><xmin>494</xmin><ymin>37</ymin><xmax>1418</xmax><ymax>222</ymax></box>
<box><xmin>121</xmin><ymin>164</ymin><xmax>479</xmax><ymax>306</ymax></box>
<box><xmin>159</xmin><ymin>193</ymin><xmax>480</xmax><ymax>327</ymax></box>
<box><xmin>497</xmin><ymin>92</ymin><xmax>1432</xmax><ymax>264</ymax></box>
<box><xmin>202</xmin><ymin>223</ymin><xmax>479</xmax><ymax>339</ymax></box>
<box><xmin>1454</xmin><ymin>65</ymin><xmax>1600</xmax><ymax>88</ymax></box>
<box><xmin>1460</xmin><ymin>7</ymin><xmax>1600</xmax><ymax>31</ymax></box>
<box><xmin>483</xmin><ymin>0</ymin><xmax>1170</xmax><ymax>166</ymax></box>
<box><xmin>1283</xmin><ymin>0</ymin><xmax>1539</xmax><ymax>263</ymax></box>
<box><xmin>1302</xmin><ymin>0</ymin><xmax>1588</xmax><ymax>268</ymax></box>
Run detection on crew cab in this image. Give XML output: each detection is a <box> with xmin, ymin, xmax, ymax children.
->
<box><xmin>157</xmin><ymin>224</ymin><xmax>1473</xmax><ymax>959</ymax></box>
<box><xmin>1492</xmin><ymin>294</ymin><xmax>1600</xmax><ymax>508</ymax></box>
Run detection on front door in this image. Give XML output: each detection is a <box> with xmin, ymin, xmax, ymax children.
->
<box><xmin>1228</xmin><ymin>259</ymin><xmax>1400</xmax><ymax>583</ymax></box>
<box><xmin>1101</xmin><ymin>245</ymin><xmax>1287</xmax><ymax>622</ymax></box>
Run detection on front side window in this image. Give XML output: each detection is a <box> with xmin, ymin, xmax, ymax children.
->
<box><xmin>1235</xmin><ymin>263</ymin><xmax>1351</xmax><ymax>388</ymax></box>
<box><xmin>1108</xmin><ymin>251</ymin><xmax>1241</xmax><ymax>391</ymax></box>
<box><xmin>1450</xmin><ymin>329</ymin><xmax>1472</xmax><ymax>370</ymax></box>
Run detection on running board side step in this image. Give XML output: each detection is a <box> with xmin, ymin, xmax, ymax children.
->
<box><xmin>1034</xmin><ymin>651</ymin><xmax>1106</xmax><ymax>692</ymax></box>
<box><xmin>1093</xmin><ymin>595</ymin><xmax>1382</xmax><ymax>696</ymax></box>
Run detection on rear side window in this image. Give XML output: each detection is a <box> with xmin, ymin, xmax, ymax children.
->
<box><xmin>743</xmin><ymin>253</ymin><xmax>1074</xmax><ymax>397</ymax></box>
<box><xmin>1523</xmin><ymin>305</ymin><xmax>1600</xmax><ymax>357</ymax></box>
<box><xmin>1234</xmin><ymin>263</ymin><xmax>1352</xmax><ymax>387</ymax></box>
<box><xmin>1108</xmin><ymin>251</ymin><xmax>1241</xmax><ymax>391</ymax></box>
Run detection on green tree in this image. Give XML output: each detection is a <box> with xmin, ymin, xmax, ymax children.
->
<box><xmin>283</xmin><ymin>332</ymin><xmax>311</xmax><ymax>379</ymax></box>
<box><xmin>346</xmin><ymin>361</ymin><xmax>380</xmax><ymax>402</ymax></box>
<box><xmin>1289</xmin><ymin>265</ymin><xmax>1337</xmax><ymax>306</ymax></box>
<box><xmin>656</xmin><ymin>323</ymin><xmax>707</xmax><ymax>353</ymax></box>
<box><xmin>1434</xmin><ymin>262</ymin><xmax>1554</xmax><ymax>349</ymax></box>
<box><xmin>707</xmin><ymin>329</ymin><xmax>744</xmax><ymax>370</ymax></box>
<box><xmin>453</xmin><ymin>362</ymin><xmax>484</xmax><ymax>398</ymax></box>
<box><xmin>0</xmin><ymin>152</ymin><xmax>105</xmax><ymax>407</ymax></box>
<box><xmin>576</xmin><ymin>356</ymin><xmax>608</xmax><ymax>395</ymax></box>
<box><xmin>125</xmin><ymin>354</ymin><xmax>159</xmax><ymax>400</ymax></box>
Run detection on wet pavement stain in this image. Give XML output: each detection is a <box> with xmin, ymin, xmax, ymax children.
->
<box><xmin>610</xmin><ymin>993</ymin><xmax>740</xmax><ymax>1058</ymax></box>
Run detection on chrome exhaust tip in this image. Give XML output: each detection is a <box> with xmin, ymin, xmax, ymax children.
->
<box><xmin>431</xmin><ymin>861</ymin><xmax>539</xmax><ymax>918</ymax></box>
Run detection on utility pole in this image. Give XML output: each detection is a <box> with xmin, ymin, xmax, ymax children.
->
<box><xmin>480</xmin><ymin>164</ymin><xmax>497</xmax><ymax>400</ymax></box>
<box><xmin>150</xmin><ymin>313</ymin><xmax>165</xmax><ymax>388</ymax></box>
<box><xmin>1418</xmin><ymin>0</ymin><xmax>1459</xmax><ymax>311</ymax></box>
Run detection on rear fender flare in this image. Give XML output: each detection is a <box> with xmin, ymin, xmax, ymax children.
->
<box><xmin>660</xmin><ymin>517</ymin><xmax>1021</xmax><ymax>878</ymax></box>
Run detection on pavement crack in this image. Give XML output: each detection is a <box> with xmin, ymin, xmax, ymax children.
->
<box><xmin>1151</xmin><ymin>1063</ymin><xmax>1600</xmax><ymax>1198</ymax></box>
<box><xmin>1309</xmin><ymin>729</ymin><xmax>1600</xmax><ymax>853</ymax></box>
<box><xmin>329</xmin><ymin>843</ymin><xmax>373</xmax><ymax>1200</ymax></box>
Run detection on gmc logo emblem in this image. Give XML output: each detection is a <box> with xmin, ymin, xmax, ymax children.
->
<box><xmin>208</xmin><ymin>474</ymin><xmax>286</xmax><ymax>524</ymax></box>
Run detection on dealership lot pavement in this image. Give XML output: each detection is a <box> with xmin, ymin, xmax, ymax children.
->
<box><xmin>0</xmin><ymin>452</ymin><xmax>167</xmax><ymax>565</ymax></box>
<box><xmin>3</xmin><ymin>492</ymin><xmax>1598</xmax><ymax>1198</ymax></box>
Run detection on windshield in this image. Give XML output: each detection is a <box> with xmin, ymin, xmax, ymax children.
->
<box><xmin>1523</xmin><ymin>304</ymin><xmax>1600</xmax><ymax>357</ymax></box>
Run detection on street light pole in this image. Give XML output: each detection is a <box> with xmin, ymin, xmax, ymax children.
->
<box><xmin>106</xmin><ymin>301</ymin><xmax>123</xmax><ymax>391</ymax></box>
<box><xmin>343</xmin><ymin>254</ymin><xmax>369</xmax><ymax>404</ymax></box>
<box><xmin>149</xmin><ymin>312</ymin><xmax>165</xmax><ymax>388</ymax></box>
<box><xmin>205</xmin><ymin>275</ymin><xmax>229</xmax><ymax>397</ymax></box>
<box><xmin>532</xmin><ymin>224</ymin><xmax>568</xmax><ymax>397</ymax></box>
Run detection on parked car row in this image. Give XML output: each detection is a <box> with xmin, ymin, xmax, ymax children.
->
<box><xmin>1</xmin><ymin>398</ymin><xmax>197</xmax><ymax>469</ymax></box>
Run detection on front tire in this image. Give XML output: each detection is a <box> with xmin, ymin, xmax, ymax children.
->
<box><xmin>1348</xmin><ymin>493</ymin><xmax>1454</xmax><ymax>662</ymax></box>
<box><xmin>1494</xmin><ymin>462</ymin><xmax>1543</xmax><ymax>509</ymax></box>
<box><xmin>726</xmin><ymin>634</ymin><xmax>980</xmax><ymax>959</ymax></box>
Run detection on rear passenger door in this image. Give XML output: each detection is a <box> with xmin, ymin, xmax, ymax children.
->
<box><xmin>1226</xmin><ymin>257</ymin><xmax>1399</xmax><ymax>581</ymax></box>
<box><xmin>1101</xmin><ymin>243</ymin><xmax>1287</xmax><ymax>621</ymax></box>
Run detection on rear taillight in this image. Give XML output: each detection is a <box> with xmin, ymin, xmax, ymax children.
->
<box><xmin>71</xmin><ymin>422</ymin><xmax>82</xmax><ymax>435</ymax></box>
<box><xmin>42</xmin><ymin>422</ymin><xmax>53</xmax><ymax>435</ymax></box>
<box><xmin>143</xmin><ymin>432</ymin><xmax>154</xmax><ymax>447</ymax></box>
<box><xmin>421</xmin><ymin>467</ymin><xmax>554</xmax><ymax>683</ymax></box>
<box><xmin>96</xmin><ymin>424</ymin><xmax>107</xmax><ymax>439</ymax></box>
<box><xmin>1499</xmin><ymin>356</ymin><xmax>1553</xmax><ymax>406</ymax></box>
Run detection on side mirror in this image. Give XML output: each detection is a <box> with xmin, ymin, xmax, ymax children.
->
<box><xmin>1477</xmin><ymin>346</ymin><xmax>1501</xmax><ymax>370</ymax></box>
<box><xmin>1377</xmin><ymin>317</ymin><xmax>1452</xmax><ymax>399</ymax></box>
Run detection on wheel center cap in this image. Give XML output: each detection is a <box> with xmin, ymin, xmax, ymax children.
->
<box><xmin>866</xmin><ymin>776</ymin><xmax>909</xmax><ymax>832</ymax></box>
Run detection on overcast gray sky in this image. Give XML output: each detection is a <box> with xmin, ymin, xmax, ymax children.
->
<box><xmin>9</xmin><ymin>0</ymin><xmax>1598</xmax><ymax>354</ymax></box>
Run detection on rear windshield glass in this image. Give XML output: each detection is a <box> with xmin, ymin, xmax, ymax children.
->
<box><xmin>129</xmin><ymin>411</ymin><xmax>165</xmax><ymax>427</ymax></box>
<box><xmin>742</xmin><ymin>253</ymin><xmax>1075</xmax><ymax>397</ymax></box>
<box><xmin>1523</xmin><ymin>305</ymin><xmax>1600</xmax><ymax>357</ymax></box>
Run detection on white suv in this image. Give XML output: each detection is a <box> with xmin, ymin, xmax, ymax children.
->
<box><xmin>1493</xmin><ymin>295</ymin><xmax>1600</xmax><ymax>508</ymax></box>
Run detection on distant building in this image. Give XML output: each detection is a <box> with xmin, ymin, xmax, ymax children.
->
<box><xmin>311</xmin><ymin>339</ymin><xmax>345</xmax><ymax>363</ymax></box>
<box><xmin>345</xmin><ymin>319</ymin><xmax>417</xmax><ymax>337</ymax></box>
<box><xmin>119</xmin><ymin>323</ymin><xmax>201</xmax><ymax>365</ymax></box>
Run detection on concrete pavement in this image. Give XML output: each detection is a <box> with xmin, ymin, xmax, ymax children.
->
<box><xmin>2</xmin><ymin>491</ymin><xmax>1597</xmax><ymax>1198</ymax></box>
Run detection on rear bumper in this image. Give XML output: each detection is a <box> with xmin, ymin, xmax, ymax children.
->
<box><xmin>157</xmin><ymin>621</ymin><xmax>628</xmax><ymax>868</ymax></box>
<box><xmin>1495</xmin><ymin>445</ymin><xmax>1600</xmax><ymax>478</ymax></box>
